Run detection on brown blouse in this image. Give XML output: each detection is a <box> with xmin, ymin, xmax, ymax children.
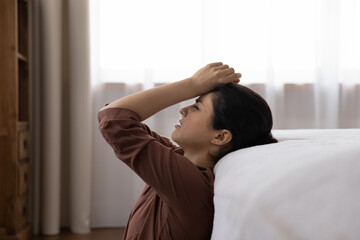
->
<box><xmin>98</xmin><ymin>108</ymin><xmax>214</xmax><ymax>240</ymax></box>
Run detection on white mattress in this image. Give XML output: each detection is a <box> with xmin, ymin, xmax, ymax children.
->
<box><xmin>211</xmin><ymin>129</ymin><xmax>360</xmax><ymax>240</ymax></box>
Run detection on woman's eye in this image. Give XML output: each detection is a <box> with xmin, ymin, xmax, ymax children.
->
<box><xmin>193</xmin><ymin>104</ymin><xmax>199</xmax><ymax>110</ymax></box>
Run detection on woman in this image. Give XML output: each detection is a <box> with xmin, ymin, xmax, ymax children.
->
<box><xmin>98</xmin><ymin>62</ymin><xmax>277</xmax><ymax>239</ymax></box>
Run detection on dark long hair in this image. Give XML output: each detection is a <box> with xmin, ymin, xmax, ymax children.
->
<box><xmin>211</xmin><ymin>83</ymin><xmax>277</xmax><ymax>162</ymax></box>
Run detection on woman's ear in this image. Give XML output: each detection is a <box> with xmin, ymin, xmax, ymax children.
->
<box><xmin>211</xmin><ymin>129</ymin><xmax>232</xmax><ymax>146</ymax></box>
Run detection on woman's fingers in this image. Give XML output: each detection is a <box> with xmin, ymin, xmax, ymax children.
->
<box><xmin>222</xmin><ymin>72</ymin><xmax>242</xmax><ymax>83</ymax></box>
<box><xmin>213</xmin><ymin>63</ymin><xmax>241</xmax><ymax>84</ymax></box>
<box><xmin>208</xmin><ymin>62</ymin><xmax>223</xmax><ymax>67</ymax></box>
<box><xmin>215</xmin><ymin>64</ymin><xmax>229</xmax><ymax>70</ymax></box>
<box><xmin>233</xmin><ymin>78</ymin><xmax>241</xmax><ymax>83</ymax></box>
<box><xmin>222</xmin><ymin>67</ymin><xmax>235</xmax><ymax>76</ymax></box>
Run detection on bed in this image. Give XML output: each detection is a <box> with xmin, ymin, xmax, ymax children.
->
<box><xmin>211</xmin><ymin>129</ymin><xmax>360</xmax><ymax>240</ymax></box>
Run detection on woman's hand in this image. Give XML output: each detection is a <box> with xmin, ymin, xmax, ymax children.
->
<box><xmin>190</xmin><ymin>62</ymin><xmax>242</xmax><ymax>95</ymax></box>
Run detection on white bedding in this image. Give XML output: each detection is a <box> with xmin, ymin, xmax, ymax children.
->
<box><xmin>211</xmin><ymin>129</ymin><xmax>360</xmax><ymax>240</ymax></box>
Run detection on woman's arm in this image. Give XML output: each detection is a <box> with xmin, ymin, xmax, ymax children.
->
<box><xmin>100</xmin><ymin>62</ymin><xmax>241</xmax><ymax>121</ymax></box>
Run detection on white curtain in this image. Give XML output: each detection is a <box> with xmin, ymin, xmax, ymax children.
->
<box><xmin>89</xmin><ymin>0</ymin><xmax>360</xmax><ymax>227</ymax></box>
<box><xmin>31</xmin><ymin>0</ymin><xmax>92</xmax><ymax>235</ymax></box>
<box><xmin>91</xmin><ymin>0</ymin><xmax>360</xmax><ymax>128</ymax></box>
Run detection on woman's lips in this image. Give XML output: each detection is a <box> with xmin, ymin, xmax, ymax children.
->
<box><xmin>175</xmin><ymin>120</ymin><xmax>183</xmax><ymax>128</ymax></box>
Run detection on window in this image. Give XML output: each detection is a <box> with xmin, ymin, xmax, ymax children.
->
<box><xmin>90</xmin><ymin>0</ymin><xmax>360</xmax><ymax>85</ymax></box>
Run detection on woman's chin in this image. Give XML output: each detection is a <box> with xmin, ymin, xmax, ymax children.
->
<box><xmin>171</xmin><ymin>131</ymin><xmax>180</xmax><ymax>144</ymax></box>
<box><xmin>171</xmin><ymin>131</ymin><xmax>176</xmax><ymax>141</ymax></box>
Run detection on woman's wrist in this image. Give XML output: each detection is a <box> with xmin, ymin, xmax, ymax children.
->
<box><xmin>183</xmin><ymin>77</ymin><xmax>202</xmax><ymax>97</ymax></box>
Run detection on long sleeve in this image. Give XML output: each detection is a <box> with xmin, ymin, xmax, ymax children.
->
<box><xmin>98</xmin><ymin>108</ymin><xmax>214</xmax><ymax>212</ymax></box>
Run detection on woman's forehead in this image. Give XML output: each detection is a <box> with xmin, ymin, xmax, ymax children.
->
<box><xmin>197</xmin><ymin>93</ymin><xmax>213</xmax><ymax>105</ymax></box>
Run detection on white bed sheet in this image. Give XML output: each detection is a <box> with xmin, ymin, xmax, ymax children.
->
<box><xmin>211</xmin><ymin>129</ymin><xmax>360</xmax><ymax>240</ymax></box>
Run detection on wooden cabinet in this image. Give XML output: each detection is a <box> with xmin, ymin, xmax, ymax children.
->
<box><xmin>0</xmin><ymin>0</ymin><xmax>32</xmax><ymax>239</ymax></box>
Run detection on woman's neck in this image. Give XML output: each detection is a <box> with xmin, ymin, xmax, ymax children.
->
<box><xmin>183</xmin><ymin>150</ymin><xmax>215</xmax><ymax>169</ymax></box>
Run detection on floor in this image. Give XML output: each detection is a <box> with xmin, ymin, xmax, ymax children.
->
<box><xmin>32</xmin><ymin>228</ymin><xmax>125</xmax><ymax>240</ymax></box>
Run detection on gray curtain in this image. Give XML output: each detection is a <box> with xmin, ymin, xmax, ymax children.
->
<box><xmin>31</xmin><ymin>0</ymin><xmax>92</xmax><ymax>235</ymax></box>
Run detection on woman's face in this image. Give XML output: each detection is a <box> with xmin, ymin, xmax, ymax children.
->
<box><xmin>171</xmin><ymin>92</ymin><xmax>216</xmax><ymax>150</ymax></box>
